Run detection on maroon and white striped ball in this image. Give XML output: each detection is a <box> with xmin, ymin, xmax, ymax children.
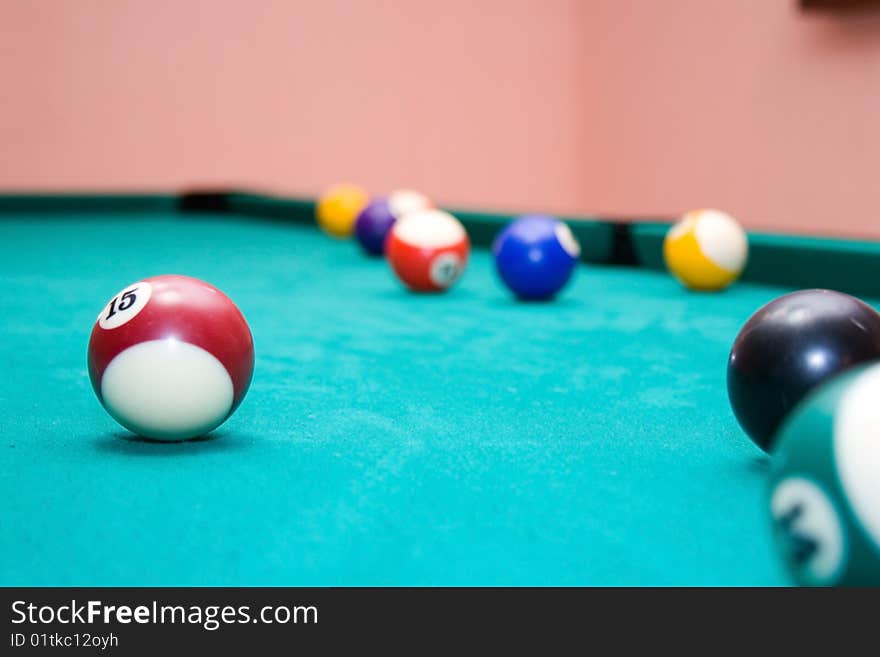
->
<box><xmin>88</xmin><ymin>275</ymin><xmax>254</xmax><ymax>440</ymax></box>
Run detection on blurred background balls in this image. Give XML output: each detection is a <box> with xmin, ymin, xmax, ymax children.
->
<box><xmin>354</xmin><ymin>189</ymin><xmax>432</xmax><ymax>255</ymax></box>
<box><xmin>387</xmin><ymin>209</ymin><xmax>469</xmax><ymax>292</ymax></box>
<box><xmin>316</xmin><ymin>183</ymin><xmax>369</xmax><ymax>238</ymax></box>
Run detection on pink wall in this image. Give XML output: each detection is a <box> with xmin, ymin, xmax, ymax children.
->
<box><xmin>2</xmin><ymin>1</ymin><xmax>879</xmax><ymax>237</ymax></box>
<box><xmin>580</xmin><ymin>1</ymin><xmax>880</xmax><ymax>238</ymax></box>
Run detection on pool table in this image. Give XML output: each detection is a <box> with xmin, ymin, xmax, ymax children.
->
<box><xmin>3</xmin><ymin>192</ymin><xmax>879</xmax><ymax>586</ymax></box>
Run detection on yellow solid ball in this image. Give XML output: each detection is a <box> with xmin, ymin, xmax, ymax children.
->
<box><xmin>663</xmin><ymin>209</ymin><xmax>748</xmax><ymax>291</ymax></box>
<box><xmin>316</xmin><ymin>183</ymin><xmax>369</xmax><ymax>238</ymax></box>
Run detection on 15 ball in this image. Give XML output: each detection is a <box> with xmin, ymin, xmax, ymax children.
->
<box><xmin>88</xmin><ymin>275</ymin><xmax>254</xmax><ymax>441</ymax></box>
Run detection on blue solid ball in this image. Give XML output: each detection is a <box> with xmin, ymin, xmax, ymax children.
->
<box><xmin>493</xmin><ymin>215</ymin><xmax>581</xmax><ymax>300</ymax></box>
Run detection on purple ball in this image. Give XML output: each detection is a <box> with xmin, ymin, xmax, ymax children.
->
<box><xmin>354</xmin><ymin>198</ymin><xmax>396</xmax><ymax>255</ymax></box>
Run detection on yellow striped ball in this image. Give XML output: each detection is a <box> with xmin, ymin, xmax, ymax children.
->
<box><xmin>663</xmin><ymin>209</ymin><xmax>748</xmax><ymax>291</ymax></box>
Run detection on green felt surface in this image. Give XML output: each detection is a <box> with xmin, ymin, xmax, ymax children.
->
<box><xmin>3</xmin><ymin>208</ymin><xmax>863</xmax><ymax>586</ymax></box>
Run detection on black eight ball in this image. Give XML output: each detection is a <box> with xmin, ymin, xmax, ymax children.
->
<box><xmin>727</xmin><ymin>289</ymin><xmax>880</xmax><ymax>452</ymax></box>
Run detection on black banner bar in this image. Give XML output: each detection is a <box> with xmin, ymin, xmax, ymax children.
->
<box><xmin>1</xmin><ymin>587</ymin><xmax>876</xmax><ymax>652</ymax></box>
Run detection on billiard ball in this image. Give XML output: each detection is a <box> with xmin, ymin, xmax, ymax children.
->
<box><xmin>386</xmin><ymin>209</ymin><xmax>469</xmax><ymax>292</ymax></box>
<box><xmin>354</xmin><ymin>189</ymin><xmax>432</xmax><ymax>255</ymax></box>
<box><xmin>727</xmin><ymin>289</ymin><xmax>880</xmax><ymax>452</ymax></box>
<box><xmin>663</xmin><ymin>209</ymin><xmax>748</xmax><ymax>291</ymax></box>
<box><xmin>768</xmin><ymin>363</ymin><xmax>880</xmax><ymax>586</ymax></box>
<box><xmin>88</xmin><ymin>275</ymin><xmax>254</xmax><ymax>441</ymax></box>
<box><xmin>493</xmin><ymin>215</ymin><xmax>581</xmax><ymax>300</ymax></box>
<box><xmin>316</xmin><ymin>183</ymin><xmax>369</xmax><ymax>238</ymax></box>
